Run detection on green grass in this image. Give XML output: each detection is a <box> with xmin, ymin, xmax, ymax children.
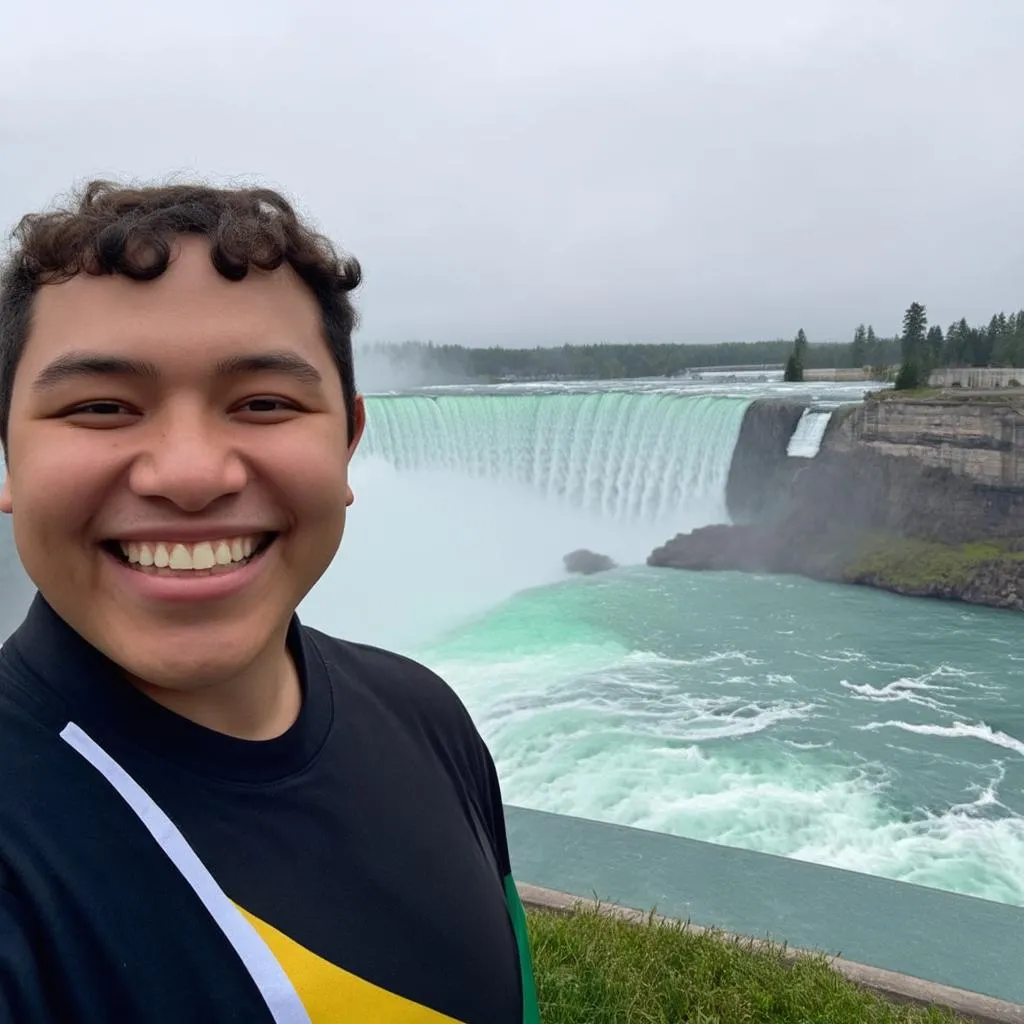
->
<box><xmin>844</xmin><ymin>535</ymin><xmax>1024</xmax><ymax>591</ymax></box>
<box><xmin>527</xmin><ymin>907</ymin><xmax>965</xmax><ymax>1023</ymax></box>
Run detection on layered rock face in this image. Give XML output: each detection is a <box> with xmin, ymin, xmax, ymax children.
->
<box><xmin>831</xmin><ymin>395</ymin><xmax>1024</xmax><ymax>489</ymax></box>
<box><xmin>650</xmin><ymin>394</ymin><xmax>1024</xmax><ymax>611</ymax></box>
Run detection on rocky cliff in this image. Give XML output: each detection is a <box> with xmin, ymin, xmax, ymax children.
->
<box><xmin>724</xmin><ymin>400</ymin><xmax>807</xmax><ymax>522</ymax></box>
<box><xmin>829</xmin><ymin>392</ymin><xmax>1024</xmax><ymax>489</ymax></box>
<box><xmin>651</xmin><ymin>393</ymin><xmax>1024</xmax><ymax>611</ymax></box>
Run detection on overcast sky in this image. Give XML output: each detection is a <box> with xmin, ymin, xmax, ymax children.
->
<box><xmin>1</xmin><ymin>0</ymin><xmax>1021</xmax><ymax>348</ymax></box>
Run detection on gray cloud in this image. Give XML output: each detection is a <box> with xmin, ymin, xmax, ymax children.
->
<box><xmin>1</xmin><ymin>0</ymin><xmax>1021</xmax><ymax>347</ymax></box>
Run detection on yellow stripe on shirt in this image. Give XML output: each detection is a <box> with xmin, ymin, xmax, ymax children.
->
<box><xmin>235</xmin><ymin>905</ymin><xmax>466</xmax><ymax>1024</ymax></box>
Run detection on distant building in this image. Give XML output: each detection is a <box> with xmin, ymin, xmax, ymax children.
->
<box><xmin>928</xmin><ymin>367</ymin><xmax>1023</xmax><ymax>389</ymax></box>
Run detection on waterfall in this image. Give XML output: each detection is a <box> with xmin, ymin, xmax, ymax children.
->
<box><xmin>786</xmin><ymin>410</ymin><xmax>834</xmax><ymax>459</ymax></box>
<box><xmin>360</xmin><ymin>393</ymin><xmax>752</xmax><ymax>524</ymax></box>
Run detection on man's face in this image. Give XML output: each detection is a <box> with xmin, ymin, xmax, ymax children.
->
<box><xmin>0</xmin><ymin>237</ymin><xmax>364</xmax><ymax>690</ymax></box>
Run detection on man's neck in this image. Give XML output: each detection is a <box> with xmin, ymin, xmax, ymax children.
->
<box><xmin>130</xmin><ymin>642</ymin><xmax>302</xmax><ymax>741</ymax></box>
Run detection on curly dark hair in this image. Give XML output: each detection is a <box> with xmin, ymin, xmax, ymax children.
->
<box><xmin>0</xmin><ymin>180</ymin><xmax>362</xmax><ymax>448</ymax></box>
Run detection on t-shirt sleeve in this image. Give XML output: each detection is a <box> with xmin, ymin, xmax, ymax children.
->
<box><xmin>474</xmin><ymin>737</ymin><xmax>541</xmax><ymax>1024</ymax></box>
<box><xmin>0</xmin><ymin>885</ymin><xmax>53</xmax><ymax>1024</ymax></box>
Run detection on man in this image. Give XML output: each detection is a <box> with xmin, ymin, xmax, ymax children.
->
<box><xmin>0</xmin><ymin>181</ymin><xmax>540</xmax><ymax>1023</ymax></box>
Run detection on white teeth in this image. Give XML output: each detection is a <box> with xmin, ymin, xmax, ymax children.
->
<box><xmin>168</xmin><ymin>544</ymin><xmax>193</xmax><ymax>570</ymax></box>
<box><xmin>192</xmin><ymin>541</ymin><xmax>216</xmax><ymax>571</ymax></box>
<box><xmin>116</xmin><ymin>534</ymin><xmax>266</xmax><ymax>571</ymax></box>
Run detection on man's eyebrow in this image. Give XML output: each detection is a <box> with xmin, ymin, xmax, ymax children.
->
<box><xmin>31</xmin><ymin>353</ymin><xmax>160</xmax><ymax>392</ymax></box>
<box><xmin>29</xmin><ymin>350</ymin><xmax>325</xmax><ymax>392</ymax></box>
<box><xmin>214</xmin><ymin>351</ymin><xmax>323</xmax><ymax>386</ymax></box>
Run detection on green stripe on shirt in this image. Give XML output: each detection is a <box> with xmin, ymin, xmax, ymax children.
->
<box><xmin>503</xmin><ymin>875</ymin><xmax>540</xmax><ymax>1024</ymax></box>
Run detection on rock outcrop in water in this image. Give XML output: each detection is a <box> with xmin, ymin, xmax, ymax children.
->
<box><xmin>563</xmin><ymin>549</ymin><xmax>617</xmax><ymax>575</ymax></box>
<box><xmin>651</xmin><ymin>393</ymin><xmax>1024</xmax><ymax>612</ymax></box>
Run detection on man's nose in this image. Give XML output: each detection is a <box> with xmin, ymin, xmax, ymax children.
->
<box><xmin>128</xmin><ymin>409</ymin><xmax>248</xmax><ymax>512</ymax></box>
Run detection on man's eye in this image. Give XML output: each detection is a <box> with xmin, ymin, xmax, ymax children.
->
<box><xmin>68</xmin><ymin>402</ymin><xmax>133</xmax><ymax>416</ymax></box>
<box><xmin>239</xmin><ymin>398</ymin><xmax>298</xmax><ymax>414</ymax></box>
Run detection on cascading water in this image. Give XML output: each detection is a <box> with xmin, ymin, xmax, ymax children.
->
<box><xmin>360</xmin><ymin>392</ymin><xmax>751</xmax><ymax>523</ymax></box>
<box><xmin>301</xmin><ymin>391</ymin><xmax>751</xmax><ymax>649</ymax></box>
<box><xmin>786</xmin><ymin>409</ymin><xmax>834</xmax><ymax>458</ymax></box>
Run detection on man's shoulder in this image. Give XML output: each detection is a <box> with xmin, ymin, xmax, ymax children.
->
<box><xmin>303</xmin><ymin>625</ymin><xmax>470</xmax><ymax>715</ymax></box>
<box><xmin>303</xmin><ymin>627</ymin><xmax>511</xmax><ymax>867</ymax></box>
<box><xmin>0</xmin><ymin>674</ymin><xmax>84</xmax><ymax>828</ymax></box>
<box><xmin>0</xmin><ymin>657</ymin><xmax>63</xmax><ymax>753</ymax></box>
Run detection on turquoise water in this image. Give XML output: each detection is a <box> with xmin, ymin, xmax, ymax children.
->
<box><xmin>418</xmin><ymin>568</ymin><xmax>1024</xmax><ymax>905</ymax></box>
<box><xmin>301</xmin><ymin>380</ymin><xmax>1024</xmax><ymax>907</ymax></box>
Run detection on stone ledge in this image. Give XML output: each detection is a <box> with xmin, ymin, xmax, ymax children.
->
<box><xmin>517</xmin><ymin>881</ymin><xmax>1024</xmax><ymax>1024</ymax></box>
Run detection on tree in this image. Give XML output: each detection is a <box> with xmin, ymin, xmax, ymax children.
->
<box><xmin>894</xmin><ymin>361</ymin><xmax>925</xmax><ymax>390</ymax></box>
<box><xmin>925</xmin><ymin>325</ymin><xmax>944</xmax><ymax>366</ymax></box>
<box><xmin>865</xmin><ymin>325</ymin><xmax>880</xmax><ymax>364</ymax></box>
<box><xmin>895</xmin><ymin>302</ymin><xmax>928</xmax><ymax>390</ymax></box>
<box><xmin>851</xmin><ymin>324</ymin><xmax>868</xmax><ymax>368</ymax></box>
<box><xmin>901</xmin><ymin>302</ymin><xmax>928</xmax><ymax>364</ymax></box>
<box><xmin>784</xmin><ymin>328</ymin><xmax>807</xmax><ymax>382</ymax></box>
<box><xmin>794</xmin><ymin>328</ymin><xmax>809</xmax><ymax>362</ymax></box>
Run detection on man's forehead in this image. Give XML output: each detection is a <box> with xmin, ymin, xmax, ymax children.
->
<box><xmin>25</xmin><ymin>248</ymin><xmax>322</xmax><ymax>364</ymax></box>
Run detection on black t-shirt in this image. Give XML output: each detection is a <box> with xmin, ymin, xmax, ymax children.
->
<box><xmin>0</xmin><ymin>596</ymin><xmax>539</xmax><ymax>1023</ymax></box>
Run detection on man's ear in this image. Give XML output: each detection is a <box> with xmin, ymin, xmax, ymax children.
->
<box><xmin>344</xmin><ymin>395</ymin><xmax>366</xmax><ymax>509</ymax></box>
<box><xmin>347</xmin><ymin>394</ymin><xmax>366</xmax><ymax>458</ymax></box>
<box><xmin>0</xmin><ymin>471</ymin><xmax>12</xmax><ymax>514</ymax></box>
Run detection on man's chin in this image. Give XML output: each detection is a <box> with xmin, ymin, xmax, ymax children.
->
<box><xmin>100</xmin><ymin>620</ymin><xmax>285</xmax><ymax>694</ymax></box>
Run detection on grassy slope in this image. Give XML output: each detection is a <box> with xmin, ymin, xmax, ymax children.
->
<box><xmin>844</xmin><ymin>535</ymin><xmax>1024</xmax><ymax>592</ymax></box>
<box><xmin>827</xmin><ymin>392</ymin><xmax>1024</xmax><ymax>604</ymax></box>
<box><xmin>527</xmin><ymin>907</ymin><xmax>965</xmax><ymax>1024</ymax></box>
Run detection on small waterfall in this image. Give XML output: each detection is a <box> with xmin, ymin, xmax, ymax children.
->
<box><xmin>360</xmin><ymin>393</ymin><xmax>752</xmax><ymax>523</ymax></box>
<box><xmin>786</xmin><ymin>410</ymin><xmax>834</xmax><ymax>459</ymax></box>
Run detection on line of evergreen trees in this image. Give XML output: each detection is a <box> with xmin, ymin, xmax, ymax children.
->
<box><xmin>361</xmin><ymin>335</ymin><xmax>902</xmax><ymax>384</ymax></box>
<box><xmin>893</xmin><ymin>303</ymin><xmax>1024</xmax><ymax>389</ymax></box>
<box><xmin>361</xmin><ymin>304</ymin><xmax>1023</xmax><ymax>385</ymax></box>
<box><xmin>783</xmin><ymin>322</ymin><xmax>894</xmax><ymax>382</ymax></box>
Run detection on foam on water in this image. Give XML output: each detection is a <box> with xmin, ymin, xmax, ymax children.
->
<box><xmin>452</xmin><ymin>658</ymin><xmax>1024</xmax><ymax>904</ymax></box>
<box><xmin>412</xmin><ymin>567</ymin><xmax>1024</xmax><ymax>906</ymax></box>
<box><xmin>840</xmin><ymin>672</ymin><xmax>960</xmax><ymax>713</ymax></box>
<box><xmin>859</xmin><ymin>720</ymin><xmax>1024</xmax><ymax>758</ymax></box>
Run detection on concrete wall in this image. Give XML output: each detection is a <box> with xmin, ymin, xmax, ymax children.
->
<box><xmin>506</xmin><ymin>805</ymin><xmax>1024</xmax><ymax>1008</ymax></box>
<box><xmin>929</xmin><ymin>367</ymin><xmax>1024</xmax><ymax>389</ymax></box>
<box><xmin>834</xmin><ymin>398</ymin><xmax>1024</xmax><ymax>489</ymax></box>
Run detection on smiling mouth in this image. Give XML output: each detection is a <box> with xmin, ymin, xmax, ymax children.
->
<box><xmin>102</xmin><ymin>533</ymin><xmax>278</xmax><ymax>576</ymax></box>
